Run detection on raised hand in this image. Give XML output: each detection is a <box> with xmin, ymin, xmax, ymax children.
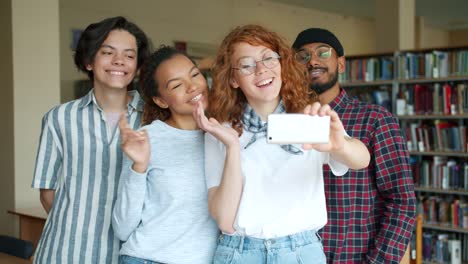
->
<box><xmin>119</xmin><ymin>113</ymin><xmax>150</xmax><ymax>173</ymax></box>
<box><xmin>192</xmin><ymin>101</ymin><xmax>239</xmax><ymax>148</ymax></box>
<box><xmin>302</xmin><ymin>102</ymin><xmax>345</xmax><ymax>152</ymax></box>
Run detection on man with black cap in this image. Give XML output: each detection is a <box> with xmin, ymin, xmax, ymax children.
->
<box><xmin>293</xmin><ymin>28</ymin><xmax>416</xmax><ymax>264</ymax></box>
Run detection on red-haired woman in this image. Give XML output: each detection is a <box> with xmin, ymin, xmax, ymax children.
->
<box><xmin>193</xmin><ymin>24</ymin><xmax>370</xmax><ymax>264</ymax></box>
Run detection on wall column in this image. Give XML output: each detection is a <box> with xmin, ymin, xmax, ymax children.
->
<box><xmin>9</xmin><ymin>0</ymin><xmax>61</xmax><ymax>235</ymax></box>
<box><xmin>0</xmin><ymin>0</ymin><xmax>15</xmax><ymax>236</ymax></box>
<box><xmin>375</xmin><ymin>0</ymin><xmax>415</xmax><ymax>52</ymax></box>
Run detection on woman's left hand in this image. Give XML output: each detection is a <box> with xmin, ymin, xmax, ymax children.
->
<box><xmin>192</xmin><ymin>101</ymin><xmax>239</xmax><ymax>148</ymax></box>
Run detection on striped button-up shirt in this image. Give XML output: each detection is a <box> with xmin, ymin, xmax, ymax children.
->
<box><xmin>32</xmin><ymin>89</ymin><xmax>142</xmax><ymax>264</ymax></box>
<box><xmin>321</xmin><ymin>89</ymin><xmax>416</xmax><ymax>263</ymax></box>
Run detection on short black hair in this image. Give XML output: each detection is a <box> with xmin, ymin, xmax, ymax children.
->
<box><xmin>74</xmin><ymin>16</ymin><xmax>151</xmax><ymax>81</ymax></box>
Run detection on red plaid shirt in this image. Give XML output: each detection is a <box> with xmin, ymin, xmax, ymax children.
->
<box><xmin>321</xmin><ymin>89</ymin><xmax>416</xmax><ymax>263</ymax></box>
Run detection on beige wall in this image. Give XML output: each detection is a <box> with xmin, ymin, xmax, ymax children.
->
<box><xmin>375</xmin><ymin>0</ymin><xmax>417</xmax><ymax>52</ymax></box>
<box><xmin>450</xmin><ymin>29</ymin><xmax>468</xmax><ymax>47</ymax></box>
<box><xmin>0</xmin><ymin>0</ymin><xmax>16</xmax><ymax>236</ymax></box>
<box><xmin>59</xmin><ymin>0</ymin><xmax>376</xmax><ymax>101</ymax></box>
<box><xmin>11</xmin><ymin>0</ymin><xmax>60</xmax><ymax>218</ymax></box>
<box><xmin>420</xmin><ymin>26</ymin><xmax>450</xmax><ymax>48</ymax></box>
<box><xmin>375</xmin><ymin>0</ymin><xmax>400</xmax><ymax>52</ymax></box>
<box><xmin>414</xmin><ymin>16</ymin><xmax>451</xmax><ymax>49</ymax></box>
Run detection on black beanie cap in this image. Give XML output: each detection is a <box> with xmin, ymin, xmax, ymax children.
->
<box><xmin>292</xmin><ymin>28</ymin><xmax>344</xmax><ymax>57</ymax></box>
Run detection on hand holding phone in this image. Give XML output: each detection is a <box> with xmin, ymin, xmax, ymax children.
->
<box><xmin>267</xmin><ymin>114</ymin><xmax>330</xmax><ymax>144</ymax></box>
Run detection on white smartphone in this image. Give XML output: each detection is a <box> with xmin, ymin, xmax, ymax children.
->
<box><xmin>267</xmin><ymin>114</ymin><xmax>330</xmax><ymax>144</ymax></box>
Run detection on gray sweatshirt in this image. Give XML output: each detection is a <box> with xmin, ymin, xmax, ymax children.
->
<box><xmin>112</xmin><ymin>120</ymin><xmax>218</xmax><ymax>264</ymax></box>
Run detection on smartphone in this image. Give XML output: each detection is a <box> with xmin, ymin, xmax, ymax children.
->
<box><xmin>267</xmin><ymin>114</ymin><xmax>330</xmax><ymax>144</ymax></box>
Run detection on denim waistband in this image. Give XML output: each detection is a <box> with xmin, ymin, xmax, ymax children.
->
<box><xmin>217</xmin><ymin>230</ymin><xmax>321</xmax><ymax>252</ymax></box>
<box><xmin>119</xmin><ymin>255</ymin><xmax>167</xmax><ymax>264</ymax></box>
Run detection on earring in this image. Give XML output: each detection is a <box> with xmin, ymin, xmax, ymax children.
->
<box><xmin>230</xmin><ymin>79</ymin><xmax>238</xmax><ymax>88</ymax></box>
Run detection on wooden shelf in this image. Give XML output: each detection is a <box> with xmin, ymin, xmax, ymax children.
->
<box><xmin>398</xmin><ymin>45</ymin><xmax>468</xmax><ymax>54</ymax></box>
<box><xmin>340</xmin><ymin>80</ymin><xmax>393</xmax><ymax>87</ymax></box>
<box><xmin>409</xmin><ymin>151</ymin><xmax>468</xmax><ymax>157</ymax></box>
<box><xmin>422</xmin><ymin>261</ymin><xmax>468</xmax><ymax>264</ymax></box>
<box><xmin>415</xmin><ymin>187</ymin><xmax>468</xmax><ymax>195</ymax></box>
<box><xmin>398</xmin><ymin>114</ymin><xmax>468</xmax><ymax>120</ymax></box>
<box><xmin>8</xmin><ymin>207</ymin><xmax>47</xmax><ymax>259</ymax></box>
<box><xmin>346</xmin><ymin>51</ymin><xmax>395</xmax><ymax>58</ymax></box>
<box><xmin>397</xmin><ymin>76</ymin><xmax>468</xmax><ymax>84</ymax></box>
<box><xmin>422</xmin><ymin>223</ymin><xmax>468</xmax><ymax>233</ymax></box>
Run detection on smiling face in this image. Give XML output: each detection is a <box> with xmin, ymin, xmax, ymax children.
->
<box><xmin>230</xmin><ymin>42</ymin><xmax>282</xmax><ymax>112</ymax></box>
<box><xmin>86</xmin><ymin>29</ymin><xmax>138</xmax><ymax>91</ymax></box>
<box><xmin>153</xmin><ymin>54</ymin><xmax>208</xmax><ymax>124</ymax></box>
<box><xmin>300</xmin><ymin>42</ymin><xmax>345</xmax><ymax>94</ymax></box>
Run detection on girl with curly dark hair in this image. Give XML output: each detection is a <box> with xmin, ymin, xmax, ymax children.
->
<box><xmin>112</xmin><ymin>46</ymin><xmax>218</xmax><ymax>264</ymax></box>
<box><xmin>193</xmin><ymin>24</ymin><xmax>370</xmax><ymax>264</ymax></box>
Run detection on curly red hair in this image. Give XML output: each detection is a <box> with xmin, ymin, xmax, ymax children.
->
<box><xmin>208</xmin><ymin>24</ymin><xmax>317</xmax><ymax>134</ymax></box>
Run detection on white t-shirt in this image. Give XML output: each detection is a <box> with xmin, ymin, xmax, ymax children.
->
<box><xmin>205</xmin><ymin>127</ymin><xmax>348</xmax><ymax>239</ymax></box>
<box><xmin>106</xmin><ymin>112</ymin><xmax>121</xmax><ymax>132</ymax></box>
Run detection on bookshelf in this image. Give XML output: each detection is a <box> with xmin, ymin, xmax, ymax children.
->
<box><xmin>341</xmin><ymin>46</ymin><xmax>468</xmax><ymax>264</ymax></box>
<box><xmin>409</xmin><ymin>151</ymin><xmax>468</xmax><ymax>158</ymax></box>
<box><xmin>415</xmin><ymin>187</ymin><xmax>468</xmax><ymax>196</ymax></box>
<box><xmin>340</xmin><ymin>80</ymin><xmax>393</xmax><ymax>87</ymax></box>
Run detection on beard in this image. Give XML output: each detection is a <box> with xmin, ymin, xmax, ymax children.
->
<box><xmin>309</xmin><ymin>66</ymin><xmax>339</xmax><ymax>94</ymax></box>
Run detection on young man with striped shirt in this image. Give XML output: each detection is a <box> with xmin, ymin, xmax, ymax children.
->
<box><xmin>31</xmin><ymin>16</ymin><xmax>150</xmax><ymax>263</ymax></box>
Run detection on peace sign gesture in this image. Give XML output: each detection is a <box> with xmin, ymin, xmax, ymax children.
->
<box><xmin>119</xmin><ymin>113</ymin><xmax>150</xmax><ymax>173</ymax></box>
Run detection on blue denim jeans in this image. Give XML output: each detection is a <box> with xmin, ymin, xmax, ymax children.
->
<box><xmin>119</xmin><ymin>255</ymin><xmax>166</xmax><ymax>264</ymax></box>
<box><xmin>213</xmin><ymin>230</ymin><xmax>326</xmax><ymax>264</ymax></box>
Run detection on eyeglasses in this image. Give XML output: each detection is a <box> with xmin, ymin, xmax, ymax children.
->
<box><xmin>295</xmin><ymin>46</ymin><xmax>333</xmax><ymax>64</ymax></box>
<box><xmin>232</xmin><ymin>52</ymin><xmax>281</xmax><ymax>75</ymax></box>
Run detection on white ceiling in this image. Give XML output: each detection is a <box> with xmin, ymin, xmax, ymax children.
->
<box><xmin>269</xmin><ymin>0</ymin><xmax>468</xmax><ymax>30</ymax></box>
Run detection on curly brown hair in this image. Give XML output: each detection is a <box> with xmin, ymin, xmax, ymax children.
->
<box><xmin>139</xmin><ymin>45</ymin><xmax>193</xmax><ymax>125</ymax></box>
<box><xmin>208</xmin><ymin>24</ymin><xmax>317</xmax><ymax>134</ymax></box>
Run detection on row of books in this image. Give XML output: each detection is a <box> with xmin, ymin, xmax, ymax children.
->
<box><xmin>417</xmin><ymin>195</ymin><xmax>468</xmax><ymax>229</ymax></box>
<box><xmin>397</xmin><ymin>83</ymin><xmax>468</xmax><ymax>116</ymax></box>
<box><xmin>412</xmin><ymin>158</ymin><xmax>468</xmax><ymax>190</ymax></box>
<box><xmin>396</xmin><ymin>50</ymin><xmax>468</xmax><ymax>80</ymax></box>
<box><xmin>339</xmin><ymin>56</ymin><xmax>394</xmax><ymax>82</ymax></box>
<box><xmin>420</xmin><ymin>232</ymin><xmax>462</xmax><ymax>263</ymax></box>
<box><xmin>405</xmin><ymin>122</ymin><xmax>467</xmax><ymax>153</ymax></box>
<box><xmin>345</xmin><ymin>86</ymin><xmax>392</xmax><ymax>111</ymax></box>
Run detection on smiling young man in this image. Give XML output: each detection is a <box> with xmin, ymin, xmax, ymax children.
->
<box><xmin>293</xmin><ymin>28</ymin><xmax>416</xmax><ymax>264</ymax></box>
<box><xmin>31</xmin><ymin>16</ymin><xmax>150</xmax><ymax>263</ymax></box>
